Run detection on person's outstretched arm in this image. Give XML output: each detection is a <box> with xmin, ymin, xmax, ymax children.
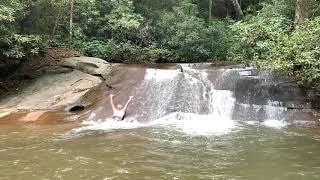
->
<box><xmin>123</xmin><ymin>96</ymin><xmax>134</xmax><ymax>111</ymax></box>
<box><xmin>110</xmin><ymin>94</ymin><xmax>116</xmax><ymax>111</ymax></box>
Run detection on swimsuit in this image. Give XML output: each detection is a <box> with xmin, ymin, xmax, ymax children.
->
<box><xmin>112</xmin><ymin>116</ymin><xmax>123</xmax><ymax>121</ymax></box>
<box><xmin>113</xmin><ymin>110</ymin><xmax>125</xmax><ymax>121</ymax></box>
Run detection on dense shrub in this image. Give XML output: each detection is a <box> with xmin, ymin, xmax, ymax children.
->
<box><xmin>0</xmin><ymin>1</ymin><xmax>44</xmax><ymax>59</ymax></box>
<box><xmin>52</xmin><ymin>36</ymin><xmax>170</xmax><ymax>63</ymax></box>
<box><xmin>72</xmin><ymin>39</ymin><xmax>119</xmax><ymax>60</ymax></box>
<box><xmin>1</xmin><ymin>35</ymin><xmax>44</xmax><ymax>59</ymax></box>
<box><xmin>231</xmin><ymin>0</ymin><xmax>320</xmax><ymax>89</ymax></box>
<box><xmin>288</xmin><ymin>17</ymin><xmax>320</xmax><ymax>89</ymax></box>
<box><xmin>51</xmin><ymin>0</ymin><xmax>232</xmax><ymax>63</ymax></box>
<box><xmin>1</xmin><ymin>0</ymin><xmax>319</xmax><ymax>91</ymax></box>
<box><xmin>156</xmin><ymin>1</ymin><xmax>232</xmax><ymax>62</ymax></box>
<box><xmin>230</xmin><ymin>14</ymin><xmax>291</xmax><ymax>64</ymax></box>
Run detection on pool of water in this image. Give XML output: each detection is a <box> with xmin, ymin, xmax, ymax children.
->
<box><xmin>1</xmin><ymin>119</ymin><xmax>320</xmax><ymax>180</ymax></box>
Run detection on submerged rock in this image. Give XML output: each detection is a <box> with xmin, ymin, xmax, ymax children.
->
<box><xmin>19</xmin><ymin>111</ymin><xmax>48</xmax><ymax>122</ymax></box>
<box><xmin>0</xmin><ymin>108</ymin><xmax>18</xmax><ymax>119</ymax></box>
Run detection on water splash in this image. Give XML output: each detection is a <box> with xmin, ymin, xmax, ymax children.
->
<box><xmin>262</xmin><ymin>119</ymin><xmax>288</xmax><ymax>129</ymax></box>
<box><xmin>73</xmin><ymin>65</ymin><xmax>291</xmax><ymax>135</ymax></box>
<box><xmin>137</xmin><ymin>66</ymin><xmax>237</xmax><ymax>120</ymax></box>
<box><xmin>72</xmin><ymin>116</ymin><xmax>147</xmax><ymax>133</ymax></box>
<box><xmin>73</xmin><ymin>112</ymin><xmax>238</xmax><ymax>136</ymax></box>
<box><xmin>152</xmin><ymin>112</ymin><xmax>237</xmax><ymax>136</ymax></box>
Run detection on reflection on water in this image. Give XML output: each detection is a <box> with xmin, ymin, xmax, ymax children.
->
<box><xmin>1</xmin><ymin>120</ymin><xmax>320</xmax><ymax>180</ymax></box>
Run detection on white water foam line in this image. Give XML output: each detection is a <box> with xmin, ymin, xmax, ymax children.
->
<box><xmin>73</xmin><ymin>112</ymin><xmax>238</xmax><ymax>136</ymax></box>
<box><xmin>71</xmin><ymin>112</ymin><xmax>147</xmax><ymax>133</ymax></box>
<box><xmin>72</xmin><ymin>119</ymin><xmax>147</xmax><ymax>133</ymax></box>
<box><xmin>73</xmin><ymin>67</ymin><xmax>290</xmax><ymax>135</ymax></box>
<box><xmin>144</xmin><ymin>69</ymin><xmax>180</xmax><ymax>81</ymax></box>
<box><xmin>73</xmin><ymin>115</ymin><xmax>288</xmax><ymax>135</ymax></box>
<box><xmin>152</xmin><ymin>112</ymin><xmax>237</xmax><ymax>136</ymax></box>
<box><xmin>262</xmin><ymin>119</ymin><xmax>288</xmax><ymax>129</ymax></box>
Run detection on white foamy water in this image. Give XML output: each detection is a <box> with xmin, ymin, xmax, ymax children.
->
<box><xmin>73</xmin><ymin>112</ymin><xmax>238</xmax><ymax>136</ymax></box>
<box><xmin>72</xmin><ymin>118</ymin><xmax>147</xmax><ymax>133</ymax></box>
<box><xmin>260</xmin><ymin>100</ymin><xmax>288</xmax><ymax>128</ymax></box>
<box><xmin>153</xmin><ymin>112</ymin><xmax>237</xmax><ymax>136</ymax></box>
<box><xmin>262</xmin><ymin>119</ymin><xmax>288</xmax><ymax>129</ymax></box>
<box><xmin>75</xmin><ymin>66</ymin><xmax>238</xmax><ymax>135</ymax></box>
<box><xmin>144</xmin><ymin>69</ymin><xmax>180</xmax><ymax>81</ymax></box>
<box><xmin>73</xmin><ymin>66</ymin><xmax>291</xmax><ymax>135</ymax></box>
<box><xmin>243</xmin><ymin>120</ymin><xmax>288</xmax><ymax>129</ymax></box>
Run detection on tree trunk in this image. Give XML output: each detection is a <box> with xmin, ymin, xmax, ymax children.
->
<box><xmin>69</xmin><ymin>0</ymin><xmax>74</xmax><ymax>38</ymax></box>
<box><xmin>225</xmin><ymin>0</ymin><xmax>229</xmax><ymax>17</ymax></box>
<box><xmin>209</xmin><ymin>0</ymin><xmax>212</xmax><ymax>24</ymax></box>
<box><xmin>53</xmin><ymin>3</ymin><xmax>63</xmax><ymax>36</ymax></box>
<box><xmin>294</xmin><ymin>0</ymin><xmax>309</xmax><ymax>28</ymax></box>
<box><xmin>229</xmin><ymin>0</ymin><xmax>243</xmax><ymax>19</ymax></box>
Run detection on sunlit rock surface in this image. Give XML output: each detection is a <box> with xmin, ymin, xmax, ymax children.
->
<box><xmin>0</xmin><ymin>59</ymin><xmax>319</xmax><ymax>126</ymax></box>
<box><xmin>62</xmin><ymin>56</ymin><xmax>112</xmax><ymax>79</ymax></box>
<box><xmin>0</xmin><ymin>57</ymin><xmax>111</xmax><ymax>123</ymax></box>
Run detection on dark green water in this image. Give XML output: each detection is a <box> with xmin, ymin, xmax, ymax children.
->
<box><xmin>1</xmin><ymin>122</ymin><xmax>320</xmax><ymax>180</ymax></box>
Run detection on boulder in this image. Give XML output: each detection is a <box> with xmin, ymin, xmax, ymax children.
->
<box><xmin>233</xmin><ymin>72</ymin><xmax>311</xmax><ymax>108</ymax></box>
<box><xmin>0</xmin><ymin>67</ymin><xmax>103</xmax><ymax>112</ymax></box>
<box><xmin>62</xmin><ymin>57</ymin><xmax>112</xmax><ymax>79</ymax></box>
<box><xmin>0</xmin><ymin>57</ymin><xmax>111</xmax><ymax>122</ymax></box>
<box><xmin>35</xmin><ymin>66</ymin><xmax>73</xmax><ymax>75</ymax></box>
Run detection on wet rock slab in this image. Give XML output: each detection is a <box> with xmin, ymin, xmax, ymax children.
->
<box><xmin>62</xmin><ymin>57</ymin><xmax>112</xmax><ymax>80</ymax></box>
<box><xmin>0</xmin><ymin>70</ymin><xmax>102</xmax><ymax>110</ymax></box>
<box><xmin>204</xmin><ymin>65</ymin><xmax>319</xmax><ymax>125</ymax></box>
<box><xmin>0</xmin><ymin>57</ymin><xmax>111</xmax><ymax>123</ymax></box>
<box><xmin>0</xmin><ymin>60</ymin><xmax>319</xmax><ymax>127</ymax></box>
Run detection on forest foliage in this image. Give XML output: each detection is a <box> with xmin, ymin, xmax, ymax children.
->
<box><xmin>0</xmin><ymin>0</ymin><xmax>319</xmax><ymax>89</ymax></box>
<box><xmin>231</xmin><ymin>0</ymin><xmax>320</xmax><ymax>89</ymax></box>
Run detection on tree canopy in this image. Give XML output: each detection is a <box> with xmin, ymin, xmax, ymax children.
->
<box><xmin>0</xmin><ymin>0</ymin><xmax>319</xmax><ymax>89</ymax></box>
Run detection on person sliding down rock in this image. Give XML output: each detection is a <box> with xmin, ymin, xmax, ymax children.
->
<box><xmin>177</xmin><ymin>64</ymin><xmax>183</xmax><ymax>73</ymax></box>
<box><xmin>109</xmin><ymin>94</ymin><xmax>134</xmax><ymax>121</ymax></box>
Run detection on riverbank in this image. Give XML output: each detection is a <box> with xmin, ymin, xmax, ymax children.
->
<box><xmin>0</xmin><ymin>54</ymin><xmax>173</xmax><ymax>124</ymax></box>
<box><xmin>0</xmin><ymin>54</ymin><xmax>319</xmax><ymax>127</ymax></box>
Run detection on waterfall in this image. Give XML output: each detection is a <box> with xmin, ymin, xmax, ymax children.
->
<box><xmin>122</xmin><ymin>65</ymin><xmax>237</xmax><ymax>135</ymax></box>
<box><xmin>134</xmin><ymin>65</ymin><xmax>236</xmax><ymax>121</ymax></box>
<box><xmin>75</xmin><ymin>64</ymin><xmax>294</xmax><ymax>134</ymax></box>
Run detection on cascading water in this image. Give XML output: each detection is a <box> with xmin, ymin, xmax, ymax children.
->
<box><xmin>75</xmin><ymin>64</ymin><xmax>292</xmax><ymax>134</ymax></box>
<box><xmin>134</xmin><ymin>65</ymin><xmax>237</xmax><ymax>135</ymax></box>
<box><xmin>3</xmin><ymin>67</ymin><xmax>318</xmax><ymax>180</ymax></box>
<box><xmin>134</xmin><ymin>65</ymin><xmax>236</xmax><ymax>121</ymax></box>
